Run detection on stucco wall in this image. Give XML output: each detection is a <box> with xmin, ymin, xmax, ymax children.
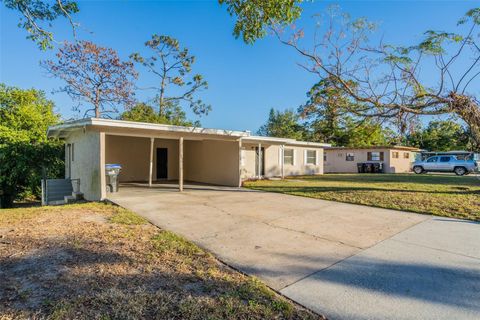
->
<box><xmin>324</xmin><ymin>149</ymin><xmax>414</xmax><ymax>173</ymax></box>
<box><xmin>241</xmin><ymin>143</ymin><xmax>324</xmax><ymax>179</ymax></box>
<box><xmin>64</xmin><ymin>129</ymin><xmax>102</xmax><ymax>201</ymax></box>
<box><xmin>105</xmin><ymin>135</ymin><xmax>179</xmax><ymax>182</ymax></box>
<box><xmin>184</xmin><ymin>140</ymin><xmax>240</xmax><ymax>186</ymax></box>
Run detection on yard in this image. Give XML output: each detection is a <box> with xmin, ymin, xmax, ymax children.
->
<box><xmin>0</xmin><ymin>203</ymin><xmax>321</xmax><ymax>319</ymax></box>
<box><xmin>245</xmin><ymin>174</ymin><xmax>480</xmax><ymax>221</ymax></box>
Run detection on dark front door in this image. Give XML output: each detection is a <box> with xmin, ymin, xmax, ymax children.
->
<box><xmin>156</xmin><ymin>148</ymin><xmax>168</xmax><ymax>179</ymax></box>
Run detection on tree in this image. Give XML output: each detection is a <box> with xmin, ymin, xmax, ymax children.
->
<box><xmin>2</xmin><ymin>0</ymin><xmax>79</xmax><ymax>50</ymax></box>
<box><xmin>300</xmin><ymin>77</ymin><xmax>394</xmax><ymax>146</ymax></box>
<box><xmin>219</xmin><ymin>0</ymin><xmax>303</xmax><ymax>44</ymax></box>
<box><xmin>0</xmin><ymin>84</ymin><xmax>63</xmax><ymax>208</ymax></box>
<box><xmin>130</xmin><ymin>35</ymin><xmax>210</xmax><ymax>120</ymax></box>
<box><xmin>406</xmin><ymin>120</ymin><xmax>470</xmax><ymax>151</ymax></box>
<box><xmin>42</xmin><ymin>41</ymin><xmax>138</xmax><ymax>118</ymax></box>
<box><xmin>257</xmin><ymin>108</ymin><xmax>305</xmax><ymax>140</ymax></box>
<box><xmin>276</xmin><ymin>6</ymin><xmax>480</xmax><ymax>148</ymax></box>
<box><xmin>120</xmin><ymin>102</ymin><xmax>199</xmax><ymax>127</ymax></box>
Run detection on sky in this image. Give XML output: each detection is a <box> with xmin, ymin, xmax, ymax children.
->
<box><xmin>0</xmin><ymin>0</ymin><xmax>478</xmax><ymax>132</ymax></box>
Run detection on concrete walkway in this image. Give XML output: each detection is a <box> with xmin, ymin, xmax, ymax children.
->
<box><xmin>108</xmin><ymin>185</ymin><xmax>480</xmax><ymax>320</ymax></box>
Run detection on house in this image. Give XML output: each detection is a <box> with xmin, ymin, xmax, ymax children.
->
<box><xmin>323</xmin><ymin>146</ymin><xmax>420</xmax><ymax>173</ymax></box>
<box><xmin>47</xmin><ymin>118</ymin><xmax>329</xmax><ymax>201</ymax></box>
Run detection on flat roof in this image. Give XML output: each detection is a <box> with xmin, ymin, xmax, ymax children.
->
<box><xmin>47</xmin><ymin>118</ymin><xmax>330</xmax><ymax>147</ymax></box>
<box><xmin>325</xmin><ymin>146</ymin><xmax>421</xmax><ymax>151</ymax></box>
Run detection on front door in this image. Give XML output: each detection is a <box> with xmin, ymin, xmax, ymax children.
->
<box><xmin>255</xmin><ymin>147</ymin><xmax>265</xmax><ymax>177</ymax></box>
<box><xmin>156</xmin><ymin>148</ymin><xmax>168</xmax><ymax>179</ymax></box>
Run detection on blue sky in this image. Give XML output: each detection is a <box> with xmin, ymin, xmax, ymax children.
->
<box><xmin>0</xmin><ymin>0</ymin><xmax>478</xmax><ymax>132</ymax></box>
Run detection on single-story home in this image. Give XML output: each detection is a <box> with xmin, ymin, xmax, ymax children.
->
<box><xmin>47</xmin><ymin>118</ymin><xmax>329</xmax><ymax>201</ymax></box>
<box><xmin>323</xmin><ymin>146</ymin><xmax>421</xmax><ymax>173</ymax></box>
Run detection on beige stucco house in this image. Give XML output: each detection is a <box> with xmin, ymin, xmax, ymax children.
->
<box><xmin>47</xmin><ymin>118</ymin><xmax>329</xmax><ymax>201</ymax></box>
<box><xmin>324</xmin><ymin>146</ymin><xmax>420</xmax><ymax>173</ymax></box>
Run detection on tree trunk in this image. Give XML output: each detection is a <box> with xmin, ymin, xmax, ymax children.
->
<box><xmin>95</xmin><ymin>88</ymin><xmax>101</xmax><ymax>118</ymax></box>
<box><xmin>449</xmin><ymin>92</ymin><xmax>480</xmax><ymax>150</ymax></box>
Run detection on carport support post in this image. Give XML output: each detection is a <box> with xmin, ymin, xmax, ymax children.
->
<box><xmin>179</xmin><ymin>137</ymin><xmax>184</xmax><ymax>192</ymax></box>
<box><xmin>149</xmin><ymin>138</ymin><xmax>154</xmax><ymax>187</ymax></box>
<box><xmin>281</xmin><ymin>144</ymin><xmax>285</xmax><ymax>179</ymax></box>
<box><xmin>257</xmin><ymin>143</ymin><xmax>262</xmax><ymax>179</ymax></box>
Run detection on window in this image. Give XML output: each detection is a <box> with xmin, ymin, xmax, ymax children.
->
<box><xmin>404</xmin><ymin>152</ymin><xmax>409</xmax><ymax>159</ymax></box>
<box><xmin>346</xmin><ymin>153</ymin><xmax>355</xmax><ymax>161</ymax></box>
<box><xmin>71</xmin><ymin>143</ymin><xmax>74</xmax><ymax>161</ymax></box>
<box><xmin>367</xmin><ymin>151</ymin><xmax>384</xmax><ymax>161</ymax></box>
<box><xmin>337</xmin><ymin>153</ymin><xmax>343</xmax><ymax>157</ymax></box>
<box><xmin>306</xmin><ymin>150</ymin><xmax>316</xmax><ymax>165</ymax></box>
<box><xmin>426</xmin><ymin>157</ymin><xmax>438</xmax><ymax>163</ymax></box>
<box><xmin>323</xmin><ymin>153</ymin><xmax>327</xmax><ymax>162</ymax></box>
<box><xmin>284</xmin><ymin>149</ymin><xmax>294</xmax><ymax>165</ymax></box>
<box><xmin>439</xmin><ymin>156</ymin><xmax>451</xmax><ymax>163</ymax></box>
<box><xmin>392</xmin><ymin>151</ymin><xmax>399</xmax><ymax>159</ymax></box>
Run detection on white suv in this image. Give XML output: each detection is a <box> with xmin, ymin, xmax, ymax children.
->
<box><xmin>412</xmin><ymin>155</ymin><xmax>478</xmax><ymax>176</ymax></box>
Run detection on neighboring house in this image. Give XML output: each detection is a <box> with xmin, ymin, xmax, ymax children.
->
<box><xmin>324</xmin><ymin>146</ymin><xmax>420</xmax><ymax>173</ymax></box>
<box><xmin>47</xmin><ymin>118</ymin><xmax>329</xmax><ymax>201</ymax></box>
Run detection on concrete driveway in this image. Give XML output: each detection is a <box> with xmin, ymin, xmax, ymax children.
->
<box><xmin>108</xmin><ymin>184</ymin><xmax>480</xmax><ymax>320</ymax></box>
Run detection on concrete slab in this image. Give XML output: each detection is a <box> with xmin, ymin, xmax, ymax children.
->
<box><xmin>108</xmin><ymin>184</ymin><xmax>480</xmax><ymax>319</ymax></box>
<box><xmin>391</xmin><ymin>217</ymin><xmax>480</xmax><ymax>259</ymax></box>
<box><xmin>281</xmin><ymin>239</ymin><xmax>480</xmax><ymax>320</ymax></box>
<box><xmin>196</xmin><ymin>221</ymin><xmax>359</xmax><ymax>290</ymax></box>
<box><xmin>269</xmin><ymin>202</ymin><xmax>427</xmax><ymax>249</ymax></box>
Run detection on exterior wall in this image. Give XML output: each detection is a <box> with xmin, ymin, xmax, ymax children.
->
<box><xmin>387</xmin><ymin>150</ymin><xmax>414</xmax><ymax>173</ymax></box>
<box><xmin>184</xmin><ymin>140</ymin><xmax>240</xmax><ymax>186</ymax></box>
<box><xmin>105</xmin><ymin>135</ymin><xmax>179</xmax><ymax>182</ymax></box>
<box><xmin>64</xmin><ymin>129</ymin><xmax>102</xmax><ymax>201</ymax></box>
<box><xmin>241</xmin><ymin>143</ymin><xmax>324</xmax><ymax>180</ymax></box>
<box><xmin>324</xmin><ymin>148</ymin><xmax>414</xmax><ymax>173</ymax></box>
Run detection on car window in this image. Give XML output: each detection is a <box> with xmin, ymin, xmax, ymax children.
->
<box><xmin>439</xmin><ymin>156</ymin><xmax>451</xmax><ymax>162</ymax></box>
<box><xmin>426</xmin><ymin>157</ymin><xmax>438</xmax><ymax>163</ymax></box>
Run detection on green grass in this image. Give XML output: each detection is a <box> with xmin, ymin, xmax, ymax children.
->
<box><xmin>1</xmin><ymin>202</ymin><xmax>319</xmax><ymax>319</ymax></box>
<box><xmin>108</xmin><ymin>206</ymin><xmax>148</xmax><ymax>225</ymax></box>
<box><xmin>245</xmin><ymin>174</ymin><xmax>480</xmax><ymax>221</ymax></box>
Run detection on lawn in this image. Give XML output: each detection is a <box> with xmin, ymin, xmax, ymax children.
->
<box><xmin>245</xmin><ymin>174</ymin><xmax>480</xmax><ymax>221</ymax></box>
<box><xmin>0</xmin><ymin>203</ymin><xmax>321</xmax><ymax>319</ymax></box>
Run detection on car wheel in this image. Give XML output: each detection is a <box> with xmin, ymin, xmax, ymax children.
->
<box><xmin>454</xmin><ymin>167</ymin><xmax>467</xmax><ymax>176</ymax></box>
<box><xmin>413</xmin><ymin>166</ymin><xmax>424</xmax><ymax>174</ymax></box>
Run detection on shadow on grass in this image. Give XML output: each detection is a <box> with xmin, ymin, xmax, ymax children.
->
<box><xmin>0</xmin><ymin>235</ymin><xmax>316</xmax><ymax>319</ymax></box>
<box><xmin>295</xmin><ymin>173</ymin><xmax>480</xmax><ymax>187</ymax></box>
<box><xmin>249</xmin><ymin>185</ymin><xmax>480</xmax><ymax>196</ymax></box>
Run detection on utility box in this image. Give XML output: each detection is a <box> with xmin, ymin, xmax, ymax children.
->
<box><xmin>105</xmin><ymin>164</ymin><xmax>122</xmax><ymax>192</ymax></box>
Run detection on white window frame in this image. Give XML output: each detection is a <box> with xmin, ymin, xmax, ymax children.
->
<box><xmin>305</xmin><ymin>149</ymin><xmax>317</xmax><ymax>165</ymax></box>
<box><xmin>346</xmin><ymin>152</ymin><xmax>354</xmax><ymax>161</ymax></box>
<box><xmin>371</xmin><ymin>152</ymin><xmax>381</xmax><ymax>161</ymax></box>
<box><xmin>284</xmin><ymin>148</ymin><xmax>294</xmax><ymax>165</ymax></box>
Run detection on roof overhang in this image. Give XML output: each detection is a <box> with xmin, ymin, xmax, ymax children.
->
<box><xmin>241</xmin><ymin>135</ymin><xmax>330</xmax><ymax>147</ymax></box>
<box><xmin>47</xmin><ymin>118</ymin><xmax>331</xmax><ymax>147</ymax></box>
<box><xmin>324</xmin><ymin>145</ymin><xmax>421</xmax><ymax>152</ymax></box>
<box><xmin>47</xmin><ymin>118</ymin><xmax>250</xmax><ymax>140</ymax></box>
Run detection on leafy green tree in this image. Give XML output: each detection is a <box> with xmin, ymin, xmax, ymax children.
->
<box><xmin>219</xmin><ymin>0</ymin><xmax>303</xmax><ymax>44</ymax></box>
<box><xmin>300</xmin><ymin>77</ymin><xmax>394</xmax><ymax>146</ymax></box>
<box><xmin>257</xmin><ymin>108</ymin><xmax>306</xmax><ymax>140</ymax></box>
<box><xmin>0</xmin><ymin>84</ymin><xmax>63</xmax><ymax>208</ymax></box>
<box><xmin>120</xmin><ymin>102</ymin><xmax>199</xmax><ymax>127</ymax></box>
<box><xmin>406</xmin><ymin>120</ymin><xmax>470</xmax><ymax>151</ymax></box>
<box><xmin>130</xmin><ymin>35</ymin><xmax>210</xmax><ymax>119</ymax></box>
<box><xmin>2</xmin><ymin>0</ymin><xmax>79</xmax><ymax>50</ymax></box>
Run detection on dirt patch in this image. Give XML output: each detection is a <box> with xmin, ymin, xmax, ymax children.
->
<box><xmin>0</xmin><ymin>203</ymin><xmax>322</xmax><ymax>319</ymax></box>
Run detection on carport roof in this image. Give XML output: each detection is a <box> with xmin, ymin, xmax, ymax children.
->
<box><xmin>47</xmin><ymin>118</ymin><xmax>331</xmax><ymax>147</ymax></box>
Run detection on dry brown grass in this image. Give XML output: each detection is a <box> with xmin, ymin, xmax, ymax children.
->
<box><xmin>0</xmin><ymin>203</ymin><xmax>322</xmax><ymax>320</ymax></box>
